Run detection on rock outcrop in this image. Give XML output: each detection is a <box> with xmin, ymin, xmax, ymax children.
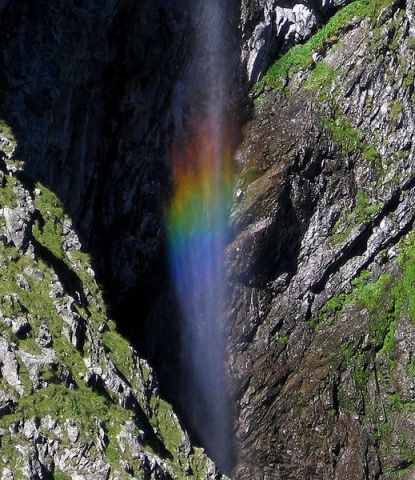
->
<box><xmin>230</xmin><ymin>0</ymin><xmax>415</xmax><ymax>477</ymax></box>
<box><xmin>1</xmin><ymin>0</ymin><xmax>415</xmax><ymax>479</ymax></box>
<box><xmin>241</xmin><ymin>0</ymin><xmax>353</xmax><ymax>83</ymax></box>
<box><xmin>0</xmin><ymin>132</ymin><xmax>221</xmax><ymax>478</ymax></box>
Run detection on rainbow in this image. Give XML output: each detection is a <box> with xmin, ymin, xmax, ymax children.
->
<box><xmin>167</xmin><ymin>114</ymin><xmax>234</xmax><ymax>310</ymax></box>
<box><xmin>166</xmin><ymin>112</ymin><xmax>235</xmax><ymax>469</ymax></box>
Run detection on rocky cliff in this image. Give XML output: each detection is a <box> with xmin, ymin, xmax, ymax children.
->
<box><xmin>0</xmin><ymin>131</ymin><xmax>221</xmax><ymax>478</ymax></box>
<box><xmin>0</xmin><ymin>1</ymin><xmax>231</xmax><ymax>478</ymax></box>
<box><xmin>230</xmin><ymin>0</ymin><xmax>415</xmax><ymax>477</ymax></box>
<box><xmin>1</xmin><ymin>0</ymin><xmax>415</xmax><ymax>479</ymax></box>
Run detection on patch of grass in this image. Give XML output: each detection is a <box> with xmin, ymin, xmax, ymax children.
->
<box><xmin>0</xmin><ymin>382</ymin><xmax>131</xmax><ymax>442</ymax></box>
<box><xmin>329</xmin><ymin>190</ymin><xmax>382</xmax><ymax>245</ymax></box>
<box><xmin>404</xmin><ymin>69</ymin><xmax>415</xmax><ymax>88</ymax></box>
<box><xmin>54</xmin><ymin>473</ymin><xmax>71</xmax><ymax>480</ymax></box>
<box><xmin>102</xmin><ymin>329</ymin><xmax>136</xmax><ymax>382</ymax></box>
<box><xmin>0</xmin><ymin>120</ymin><xmax>17</xmax><ymax>156</ymax></box>
<box><xmin>304</xmin><ymin>62</ymin><xmax>337</xmax><ymax>91</ymax></box>
<box><xmin>324</xmin><ymin>115</ymin><xmax>361</xmax><ymax>155</ymax></box>
<box><xmin>0</xmin><ymin>174</ymin><xmax>18</xmax><ymax>208</ymax></box>
<box><xmin>150</xmin><ymin>397</ymin><xmax>183</xmax><ymax>454</ymax></box>
<box><xmin>319</xmin><ymin>231</ymin><xmax>415</xmax><ymax>410</ymax></box>
<box><xmin>0</xmin><ymin>120</ymin><xmax>15</xmax><ymax>140</ymax></box>
<box><xmin>363</xmin><ymin>143</ymin><xmax>381</xmax><ymax>165</ymax></box>
<box><xmin>391</xmin><ymin>98</ymin><xmax>403</xmax><ymax>122</ymax></box>
<box><xmin>262</xmin><ymin>0</ymin><xmax>390</xmax><ymax>90</ymax></box>
<box><xmin>32</xmin><ymin>184</ymin><xmax>65</xmax><ymax>261</ymax></box>
<box><xmin>336</xmin><ymin>269</ymin><xmax>395</xmax><ymax>352</ymax></box>
<box><xmin>397</xmin><ymin>233</ymin><xmax>415</xmax><ymax>323</ymax></box>
<box><xmin>0</xmin><ymin>433</ymin><xmax>25</xmax><ymax>478</ymax></box>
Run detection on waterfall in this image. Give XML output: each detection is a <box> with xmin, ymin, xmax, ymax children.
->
<box><xmin>167</xmin><ymin>0</ymin><xmax>239</xmax><ymax>475</ymax></box>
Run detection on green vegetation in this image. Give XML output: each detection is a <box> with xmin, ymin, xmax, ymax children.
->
<box><xmin>324</xmin><ymin>116</ymin><xmax>361</xmax><ymax>155</ymax></box>
<box><xmin>397</xmin><ymin>232</ymin><xmax>415</xmax><ymax>322</ymax></box>
<box><xmin>278</xmin><ymin>335</ymin><xmax>290</xmax><ymax>344</ymax></box>
<box><xmin>0</xmin><ymin>383</ymin><xmax>130</xmax><ymax>438</ymax></box>
<box><xmin>304</xmin><ymin>62</ymin><xmax>337</xmax><ymax>96</ymax></box>
<box><xmin>0</xmin><ymin>173</ymin><xmax>18</xmax><ymax>208</ymax></box>
<box><xmin>0</xmin><ymin>128</ymin><xmax>210</xmax><ymax>477</ymax></box>
<box><xmin>0</xmin><ymin>119</ymin><xmax>17</xmax><ymax>156</ymax></box>
<box><xmin>0</xmin><ymin>172</ymin><xmax>136</xmax><ymax>471</ymax></box>
<box><xmin>54</xmin><ymin>473</ymin><xmax>71</xmax><ymax>480</ymax></box>
<box><xmin>0</xmin><ymin>119</ymin><xmax>14</xmax><ymax>139</ymax></box>
<box><xmin>404</xmin><ymin>68</ymin><xmax>415</xmax><ymax>87</ymax></box>
<box><xmin>329</xmin><ymin>190</ymin><xmax>381</xmax><ymax>245</ymax></box>
<box><xmin>316</xmin><ymin>230</ymin><xmax>415</xmax><ymax>419</ymax></box>
<box><xmin>32</xmin><ymin>183</ymin><xmax>66</xmax><ymax>260</ymax></box>
<box><xmin>262</xmin><ymin>0</ymin><xmax>390</xmax><ymax>90</ymax></box>
<box><xmin>102</xmin><ymin>326</ymin><xmax>136</xmax><ymax>381</ymax></box>
<box><xmin>391</xmin><ymin>98</ymin><xmax>403</xmax><ymax>122</ymax></box>
<box><xmin>150</xmin><ymin>397</ymin><xmax>183</xmax><ymax>456</ymax></box>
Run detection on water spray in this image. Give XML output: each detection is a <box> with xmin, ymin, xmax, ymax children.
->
<box><xmin>166</xmin><ymin>0</ymin><xmax>239</xmax><ymax>474</ymax></box>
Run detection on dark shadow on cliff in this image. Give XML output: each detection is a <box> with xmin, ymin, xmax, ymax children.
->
<box><xmin>0</xmin><ymin>0</ymin><xmax>246</xmax><ymax>476</ymax></box>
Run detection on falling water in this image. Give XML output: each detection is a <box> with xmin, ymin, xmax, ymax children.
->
<box><xmin>167</xmin><ymin>0</ymin><xmax>239</xmax><ymax>475</ymax></box>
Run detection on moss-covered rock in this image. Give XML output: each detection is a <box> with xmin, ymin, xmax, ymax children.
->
<box><xmin>230</xmin><ymin>0</ymin><xmax>415</xmax><ymax>477</ymax></box>
<box><xmin>0</xmin><ymin>124</ymin><xmax>221</xmax><ymax>479</ymax></box>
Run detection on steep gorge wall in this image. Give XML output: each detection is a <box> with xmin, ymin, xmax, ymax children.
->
<box><xmin>2</xmin><ymin>0</ymin><xmax>415</xmax><ymax>479</ymax></box>
<box><xmin>0</xmin><ymin>0</ymin><xmax>187</xmax><ymax>333</ymax></box>
<box><xmin>230</xmin><ymin>0</ymin><xmax>415</xmax><ymax>478</ymax></box>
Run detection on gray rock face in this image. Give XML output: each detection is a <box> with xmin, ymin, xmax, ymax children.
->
<box><xmin>1</xmin><ymin>0</ymin><xmax>415</xmax><ymax>479</ymax></box>
<box><xmin>0</xmin><ymin>0</ymin><xmax>186</xmax><ymax>324</ymax></box>
<box><xmin>241</xmin><ymin>0</ymin><xmax>352</xmax><ymax>82</ymax></box>
<box><xmin>1</xmin><ymin>2</ymin><xmax>242</xmax><ymax>473</ymax></box>
<box><xmin>0</xmin><ymin>141</ymin><xmax>218</xmax><ymax>479</ymax></box>
<box><xmin>0</xmin><ymin>336</ymin><xmax>22</xmax><ymax>395</ymax></box>
<box><xmin>229</xmin><ymin>1</ymin><xmax>415</xmax><ymax>477</ymax></box>
<box><xmin>3</xmin><ymin>207</ymin><xmax>32</xmax><ymax>252</ymax></box>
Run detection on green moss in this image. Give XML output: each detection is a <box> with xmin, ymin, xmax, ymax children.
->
<box><xmin>0</xmin><ymin>433</ymin><xmax>25</xmax><ymax>479</ymax></box>
<box><xmin>304</xmin><ymin>62</ymin><xmax>337</xmax><ymax>94</ymax></box>
<box><xmin>0</xmin><ymin>120</ymin><xmax>15</xmax><ymax>140</ymax></box>
<box><xmin>54</xmin><ymin>473</ymin><xmax>71</xmax><ymax>480</ymax></box>
<box><xmin>363</xmin><ymin>143</ymin><xmax>381</xmax><ymax>165</ymax></box>
<box><xmin>306</xmin><ymin>318</ymin><xmax>317</xmax><ymax>329</ymax></box>
<box><xmin>404</xmin><ymin>69</ymin><xmax>415</xmax><ymax>87</ymax></box>
<box><xmin>278</xmin><ymin>335</ymin><xmax>290</xmax><ymax>344</ymax></box>
<box><xmin>329</xmin><ymin>191</ymin><xmax>382</xmax><ymax>244</ymax></box>
<box><xmin>321</xmin><ymin>230</ymin><xmax>415</xmax><ymax>410</ymax></box>
<box><xmin>102</xmin><ymin>329</ymin><xmax>136</xmax><ymax>381</ymax></box>
<box><xmin>397</xmin><ymin>232</ymin><xmax>415</xmax><ymax>323</ymax></box>
<box><xmin>391</xmin><ymin>98</ymin><xmax>403</xmax><ymax>122</ymax></box>
<box><xmin>0</xmin><ymin>382</ymin><xmax>131</xmax><ymax>442</ymax></box>
<box><xmin>32</xmin><ymin>184</ymin><xmax>65</xmax><ymax>261</ymax></box>
<box><xmin>391</xmin><ymin>465</ymin><xmax>415</xmax><ymax>478</ymax></box>
<box><xmin>0</xmin><ymin>174</ymin><xmax>18</xmax><ymax>208</ymax></box>
<box><xmin>0</xmin><ymin>119</ymin><xmax>17</xmax><ymax>156</ymax></box>
<box><xmin>324</xmin><ymin>116</ymin><xmax>361</xmax><ymax>155</ymax></box>
<box><xmin>150</xmin><ymin>397</ymin><xmax>183</xmax><ymax>454</ymax></box>
<box><xmin>262</xmin><ymin>0</ymin><xmax>390</xmax><ymax>90</ymax></box>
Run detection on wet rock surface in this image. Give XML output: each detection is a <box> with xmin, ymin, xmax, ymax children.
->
<box><xmin>1</xmin><ymin>0</ymin><xmax>415</xmax><ymax>479</ymax></box>
<box><xmin>229</xmin><ymin>1</ymin><xmax>415</xmax><ymax>478</ymax></box>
